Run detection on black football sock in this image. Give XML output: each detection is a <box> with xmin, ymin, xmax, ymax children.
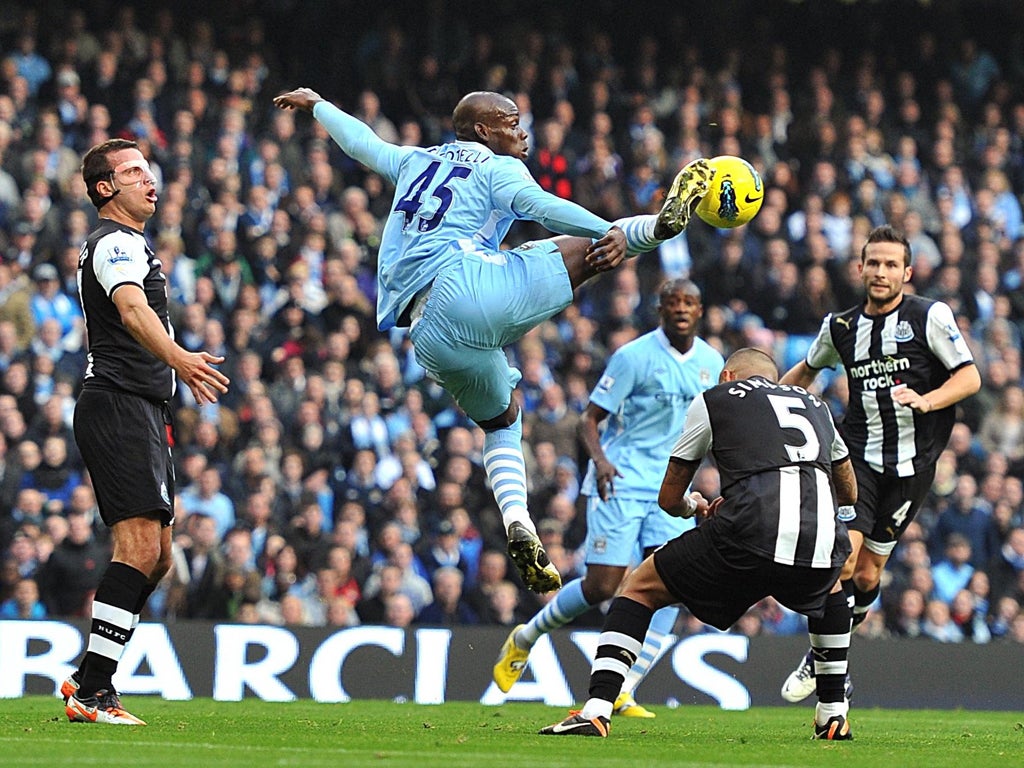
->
<box><xmin>808</xmin><ymin>590</ymin><xmax>852</xmax><ymax>704</ymax></box>
<box><xmin>588</xmin><ymin>597</ymin><xmax>654</xmax><ymax>704</ymax></box>
<box><xmin>125</xmin><ymin>582</ymin><xmax>158</xmax><ymax>643</ymax></box>
<box><xmin>852</xmin><ymin>583</ymin><xmax>879</xmax><ymax>629</ymax></box>
<box><xmin>79</xmin><ymin>562</ymin><xmax>148</xmax><ymax>698</ymax></box>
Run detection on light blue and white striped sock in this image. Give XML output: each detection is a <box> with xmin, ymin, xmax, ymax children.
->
<box><xmin>482</xmin><ymin>410</ymin><xmax>533</xmax><ymax>533</ymax></box>
<box><xmin>619</xmin><ymin>605</ymin><xmax>679</xmax><ymax>696</ymax></box>
<box><xmin>517</xmin><ymin>578</ymin><xmax>590</xmax><ymax>649</ymax></box>
<box><xmin>613</xmin><ymin>214</ymin><xmax>661</xmax><ymax>254</ymax></box>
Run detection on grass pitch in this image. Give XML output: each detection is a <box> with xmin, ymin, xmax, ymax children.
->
<box><xmin>2</xmin><ymin>697</ymin><xmax>1021</xmax><ymax>768</ymax></box>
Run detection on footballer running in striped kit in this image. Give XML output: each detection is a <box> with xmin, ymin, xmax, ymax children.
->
<box><xmin>777</xmin><ymin>225</ymin><xmax>980</xmax><ymax>705</ymax></box>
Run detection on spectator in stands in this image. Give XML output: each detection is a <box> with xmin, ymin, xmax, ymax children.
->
<box><xmin>486</xmin><ymin>580</ymin><xmax>530</xmax><ymax>627</ymax></box>
<box><xmin>977</xmin><ymin>384</ymin><xmax>1024</xmax><ymax>464</ymax></box>
<box><xmin>287</xmin><ymin>495</ymin><xmax>332</xmax><ymax>573</ymax></box>
<box><xmin>889</xmin><ymin>588</ymin><xmax>926</xmax><ymax>638</ymax></box>
<box><xmin>0</xmin><ymin>573</ymin><xmax>44</xmax><ymax>619</ymax></box>
<box><xmin>922</xmin><ymin>599</ymin><xmax>964</xmax><ymax>643</ymax></box>
<box><xmin>356</xmin><ymin>563</ymin><xmax>403</xmax><ymax>625</ymax></box>
<box><xmin>416</xmin><ymin>566</ymin><xmax>479</xmax><ymax>626</ymax></box>
<box><xmin>175</xmin><ymin>512</ymin><xmax>228</xmax><ymax>619</ymax></box>
<box><xmin>29</xmin><ymin>263</ymin><xmax>83</xmax><ymax>351</ymax></box>
<box><xmin>36</xmin><ymin>507</ymin><xmax>107</xmax><ymax>617</ymax></box>
<box><xmin>987</xmin><ymin>527</ymin><xmax>1024</xmax><ymax>606</ymax></box>
<box><xmin>24</xmin><ymin>435</ymin><xmax>80</xmax><ymax>507</ymax></box>
<box><xmin>932</xmin><ymin>533</ymin><xmax>976</xmax><ymax>604</ymax></box>
<box><xmin>179</xmin><ymin>466</ymin><xmax>235</xmax><ymax>537</ymax></box>
<box><xmin>324</xmin><ymin>596</ymin><xmax>360</xmax><ymax>627</ymax></box>
<box><xmin>7</xmin><ymin>525</ymin><xmax>40</xmax><ymax>578</ymax></box>
<box><xmin>950</xmin><ymin>588</ymin><xmax>991</xmax><ymax>643</ymax></box>
<box><xmin>0</xmin><ymin>267</ymin><xmax>34</xmax><ymax>349</ymax></box>
<box><xmin>929</xmin><ymin>474</ymin><xmax>992</xmax><ymax>568</ymax></box>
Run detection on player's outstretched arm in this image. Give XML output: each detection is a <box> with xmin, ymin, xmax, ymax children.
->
<box><xmin>511</xmin><ymin>184</ymin><xmax>613</xmax><ymax>240</ymax></box>
<box><xmin>273</xmin><ymin>88</ymin><xmax>405</xmax><ymax>181</ymax></box>
<box><xmin>113</xmin><ymin>285</ymin><xmax>230</xmax><ymax>405</ymax></box>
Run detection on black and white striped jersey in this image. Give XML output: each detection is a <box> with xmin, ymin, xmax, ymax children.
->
<box><xmin>78</xmin><ymin>219</ymin><xmax>175</xmax><ymax>402</ymax></box>
<box><xmin>805</xmin><ymin>294</ymin><xmax>974</xmax><ymax>477</ymax></box>
<box><xmin>671</xmin><ymin>376</ymin><xmax>850</xmax><ymax>568</ymax></box>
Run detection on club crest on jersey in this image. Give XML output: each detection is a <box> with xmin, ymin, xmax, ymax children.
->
<box><xmin>700</xmin><ymin>368</ymin><xmax>712</xmax><ymax>385</ymax></box>
<box><xmin>837</xmin><ymin>506</ymin><xmax>857</xmax><ymax>522</ymax></box>
<box><xmin>107</xmin><ymin>245</ymin><xmax>132</xmax><ymax>264</ymax></box>
<box><xmin>892</xmin><ymin>321</ymin><xmax>914</xmax><ymax>343</ymax></box>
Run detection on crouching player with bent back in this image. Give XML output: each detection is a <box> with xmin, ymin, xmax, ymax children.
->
<box><xmin>540</xmin><ymin>348</ymin><xmax>857</xmax><ymax>740</ymax></box>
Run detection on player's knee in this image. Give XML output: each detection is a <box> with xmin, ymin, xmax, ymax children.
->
<box><xmin>853</xmin><ymin>566</ymin><xmax>880</xmax><ymax>591</ymax></box>
<box><xmin>581</xmin><ymin>573</ymin><xmax>620</xmax><ymax>603</ymax></box>
<box><xmin>476</xmin><ymin>401</ymin><xmax>518</xmax><ymax>431</ymax></box>
<box><xmin>151</xmin><ymin>548</ymin><xmax>173</xmax><ymax>582</ymax></box>
<box><xmin>113</xmin><ymin>526</ymin><xmax>163</xmax><ymax>574</ymax></box>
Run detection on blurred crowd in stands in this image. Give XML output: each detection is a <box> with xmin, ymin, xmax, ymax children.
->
<box><xmin>1</xmin><ymin>0</ymin><xmax>1024</xmax><ymax>645</ymax></box>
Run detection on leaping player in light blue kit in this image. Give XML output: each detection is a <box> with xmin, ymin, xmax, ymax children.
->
<box><xmin>273</xmin><ymin>87</ymin><xmax>711</xmax><ymax>593</ymax></box>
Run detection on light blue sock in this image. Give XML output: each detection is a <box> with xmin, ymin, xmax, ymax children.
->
<box><xmin>482</xmin><ymin>410</ymin><xmax>532</xmax><ymax>532</ymax></box>
<box><xmin>516</xmin><ymin>578</ymin><xmax>590</xmax><ymax>649</ymax></box>
<box><xmin>613</xmin><ymin>214</ymin><xmax>661</xmax><ymax>254</ymax></box>
<box><xmin>620</xmin><ymin>605</ymin><xmax>679</xmax><ymax>696</ymax></box>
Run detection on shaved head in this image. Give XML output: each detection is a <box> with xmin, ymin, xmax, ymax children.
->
<box><xmin>453</xmin><ymin>91</ymin><xmax>516</xmax><ymax>142</ymax></box>
<box><xmin>723</xmin><ymin>347</ymin><xmax>779</xmax><ymax>382</ymax></box>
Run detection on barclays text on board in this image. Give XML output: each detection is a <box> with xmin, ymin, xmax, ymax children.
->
<box><xmin>1</xmin><ymin>620</ymin><xmax>1021</xmax><ymax>711</ymax></box>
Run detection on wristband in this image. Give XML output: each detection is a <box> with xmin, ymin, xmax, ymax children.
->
<box><xmin>682</xmin><ymin>494</ymin><xmax>698</xmax><ymax>518</ymax></box>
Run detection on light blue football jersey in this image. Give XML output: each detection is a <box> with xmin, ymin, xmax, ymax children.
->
<box><xmin>581</xmin><ymin>329</ymin><xmax>724</xmax><ymax>500</ymax></box>
<box><xmin>372</xmin><ymin>141</ymin><xmax>535</xmax><ymax>331</ymax></box>
<box><xmin>312</xmin><ymin>101</ymin><xmax>613</xmax><ymax>332</ymax></box>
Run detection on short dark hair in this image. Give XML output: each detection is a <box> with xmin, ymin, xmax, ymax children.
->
<box><xmin>861</xmin><ymin>225</ymin><xmax>912</xmax><ymax>267</ymax></box>
<box><xmin>658</xmin><ymin>278</ymin><xmax>701</xmax><ymax>304</ymax></box>
<box><xmin>81</xmin><ymin>138</ymin><xmax>138</xmax><ymax>209</ymax></box>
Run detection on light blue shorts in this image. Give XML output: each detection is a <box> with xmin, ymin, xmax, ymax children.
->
<box><xmin>584</xmin><ymin>495</ymin><xmax>694</xmax><ymax>567</ymax></box>
<box><xmin>409</xmin><ymin>241</ymin><xmax>571</xmax><ymax>422</ymax></box>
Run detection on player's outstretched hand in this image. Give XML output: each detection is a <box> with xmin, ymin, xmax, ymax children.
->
<box><xmin>176</xmin><ymin>352</ymin><xmax>231</xmax><ymax>405</ymax></box>
<box><xmin>273</xmin><ymin>88</ymin><xmax>324</xmax><ymax>113</ymax></box>
<box><xmin>586</xmin><ymin>226</ymin><xmax>627</xmax><ymax>272</ymax></box>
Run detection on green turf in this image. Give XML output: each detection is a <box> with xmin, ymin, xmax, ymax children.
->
<box><xmin>1</xmin><ymin>697</ymin><xmax>1021</xmax><ymax>768</ymax></box>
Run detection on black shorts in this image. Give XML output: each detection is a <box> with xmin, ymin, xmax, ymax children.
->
<box><xmin>653</xmin><ymin>521</ymin><xmax>842</xmax><ymax>631</ymax></box>
<box><xmin>74</xmin><ymin>388</ymin><xmax>175</xmax><ymax>527</ymax></box>
<box><xmin>846</xmin><ymin>457</ymin><xmax>934</xmax><ymax>548</ymax></box>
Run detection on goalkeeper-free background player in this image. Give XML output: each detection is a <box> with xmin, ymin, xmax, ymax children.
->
<box><xmin>273</xmin><ymin>86</ymin><xmax>710</xmax><ymax>593</ymax></box>
<box><xmin>492</xmin><ymin>278</ymin><xmax>722</xmax><ymax>717</ymax></box>
<box><xmin>778</xmin><ymin>226</ymin><xmax>980</xmax><ymax>703</ymax></box>
<box><xmin>64</xmin><ymin>138</ymin><xmax>230</xmax><ymax>725</ymax></box>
